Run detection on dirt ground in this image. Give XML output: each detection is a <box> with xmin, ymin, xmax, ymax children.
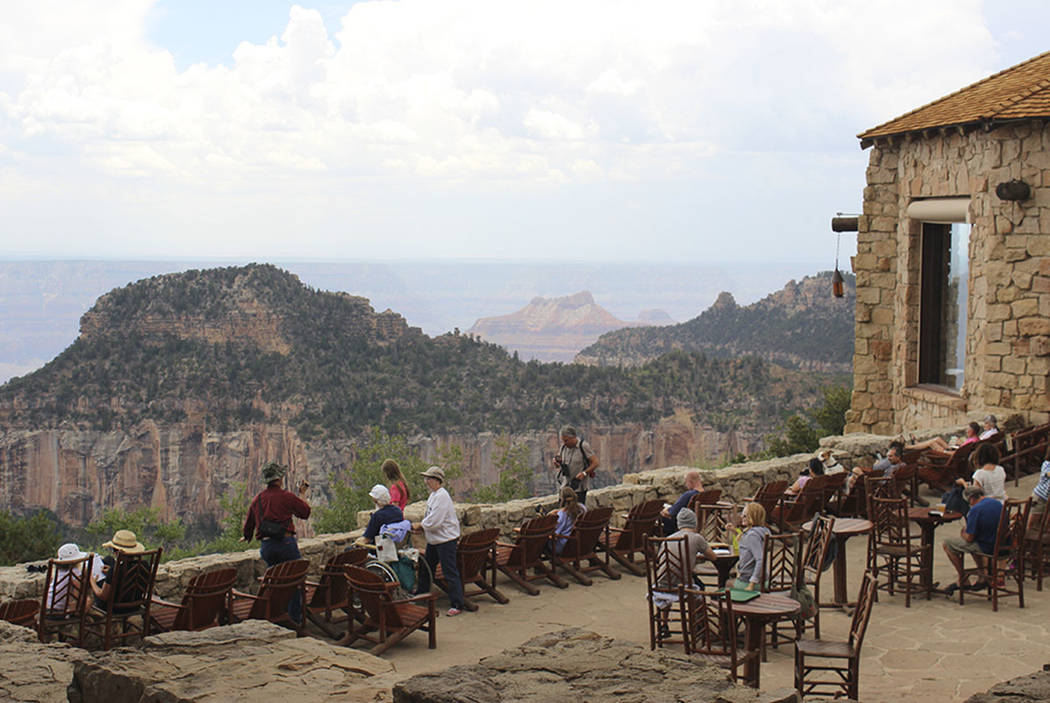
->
<box><xmin>345</xmin><ymin>473</ymin><xmax>1050</xmax><ymax>703</ymax></box>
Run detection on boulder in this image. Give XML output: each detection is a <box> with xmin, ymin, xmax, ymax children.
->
<box><xmin>965</xmin><ymin>664</ymin><xmax>1050</xmax><ymax>702</ymax></box>
<box><xmin>392</xmin><ymin>628</ymin><xmax>797</xmax><ymax>703</ymax></box>
<box><xmin>0</xmin><ymin>620</ymin><xmax>88</xmax><ymax>703</ymax></box>
<box><xmin>67</xmin><ymin>620</ymin><xmax>393</xmax><ymax>703</ymax></box>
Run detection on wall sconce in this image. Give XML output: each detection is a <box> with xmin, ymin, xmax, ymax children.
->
<box><xmin>995</xmin><ymin>179</ymin><xmax>1030</xmax><ymax>201</ymax></box>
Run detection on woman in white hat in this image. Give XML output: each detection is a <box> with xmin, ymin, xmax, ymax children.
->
<box><xmin>359</xmin><ymin>484</ymin><xmax>404</xmax><ymax>544</ymax></box>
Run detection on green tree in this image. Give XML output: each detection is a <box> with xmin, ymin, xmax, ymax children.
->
<box><xmin>471</xmin><ymin>438</ymin><xmax>533</xmax><ymax>503</ymax></box>
<box><xmin>85</xmin><ymin>506</ymin><xmax>187</xmax><ymax>557</ymax></box>
<box><xmin>314</xmin><ymin>429</ymin><xmax>464</xmax><ymax>534</ymax></box>
<box><xmin>0</xmin><ymin>510</ymin><xmax>61</xmax><ymax>566</ymax></box>
<box><xmin>810</xmin><ymin>384</ymin><xmax>851</xmax><ymax>437</ymax></box>
<box><xmin>764</xmin><ymin>383</ymin><xmax>852</xmax><ymax>457</ymax></box>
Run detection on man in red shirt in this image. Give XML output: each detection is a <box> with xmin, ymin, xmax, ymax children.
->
<box><xmin>242</xmin><ymin>462</ymin><xmax>311</xmax><ymax>623</ymax></box>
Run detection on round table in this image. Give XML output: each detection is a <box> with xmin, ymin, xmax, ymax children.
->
<box><xmin>802</xmin><ymin>517</ymin><xmax>873</xmax><ymax>608</ymax></box>
<box><xmin>908</xmin><ymin>507</ymin><xmax>963</xmax><ymax>593</ymax></box>
<box><xmin>733</xmin><ymin>593</ymin><xmax>801</xmax><ymax>688</ymax></box>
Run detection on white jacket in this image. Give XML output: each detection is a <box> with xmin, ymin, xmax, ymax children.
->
<box><xmin>421</xmin><ymin>487</ymin><xmax>461</xmax><ymax>544</ymax></box>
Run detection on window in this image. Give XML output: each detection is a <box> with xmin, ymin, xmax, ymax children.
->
<box><xmin>918</xmin><ymin>222</ymin><xmax>969</xmax><ymax>391</ymax></box>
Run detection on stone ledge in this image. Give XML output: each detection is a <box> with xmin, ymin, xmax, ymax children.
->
<box><xmin>901</xmin><ymin>384</ymin><xmax>969</xmax><ymax>411</ymax></box>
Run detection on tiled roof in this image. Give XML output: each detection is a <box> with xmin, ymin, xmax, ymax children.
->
<box><xmin>859</xmin><ymin>50</ymin><xmax>1050</xmax><ymax>144</ymax></box>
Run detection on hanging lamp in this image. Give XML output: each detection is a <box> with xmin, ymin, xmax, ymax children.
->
<box><xmin>832</xmin><ymin>232</ymin><xmax>844</xmax><ymax>298</ymax></box>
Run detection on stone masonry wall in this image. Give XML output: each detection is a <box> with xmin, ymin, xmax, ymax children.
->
<box><xmin>0</xmin><ymin>449</ymin><xmax>862</xmax><ymax>602</ymax></box>
<box><xmin>846</xmin><ymin>121</ymin><xmax>1050</xmax><ymax>435</ymax></box>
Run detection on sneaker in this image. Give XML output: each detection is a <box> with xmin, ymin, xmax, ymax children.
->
<box><xmin>446</xmin><ymin>608</ymin><xmax>462</xmax><ymax>617</ymax></box>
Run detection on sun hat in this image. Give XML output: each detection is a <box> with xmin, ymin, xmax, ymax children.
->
<box><xmin>56</xmin><ymin>543</ymin><xmax>86</xmax><ymax>561</ymax></box>
<box><xmin>102</xmin><ymin>529</ymin><xmax>145</xmax><ymax>554</ymax></box>
<box><xmin>262</xmin><ymin>462</ymin><xmax>286</xmax><ymax>483</ymax></box>
<box><xmin>369</xmin><ymin>484</ymin><xmax>391</xmax><ymax>505</ymax></box>
<box><xmin>677</xmin><ymin>507</ymin><xmax>698</xmax><ymax>529</ymax></box>
<box><xmin>420</xmin><ymin>466</ymin><xmax>445</xmax><ymax>482</ymax></box>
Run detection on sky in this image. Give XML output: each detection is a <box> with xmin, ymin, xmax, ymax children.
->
<box><xmin>0</xmin><ymin>1</ymin><xmax>1048</xmax><ymax>264</ymax></box>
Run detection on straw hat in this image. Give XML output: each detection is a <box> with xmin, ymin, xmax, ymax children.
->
<box><xmin>102</xmin><ymin>530</ymin><xmax>145</xmax><ymax>553</ymax></box>
<box><xmin>420</xmin><ymin>466</ymin><xmax>445</xmax><ymax>482</ymax></box>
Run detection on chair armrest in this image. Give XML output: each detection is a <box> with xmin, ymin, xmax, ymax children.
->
<box><xmin>606</xmin><ymin>526</ymin><xmax>627</xmax><ymax>535</ymax></box>
<box><xmin>495</xmin><ymin>541</ymin><xmax>517</xmax><ymax>549</ymax></box>
<box><xmin>150</xmin><ymin>596</ymin><xmax>185</xmax><ymax>610</ymax></box>
<box><xmin>391</xmin><ymin>592</ymin><xmax>437</xmax><ymax>606</ymax></box>
<box><xmin>305</xmin><ymin>580</ymin><xmax>321</xmax><ymax>588</ymax></box>
<box><xmin>230</xmin><ymin>589</ymin><xmax>261</xmax><ymax>602</ymax></box>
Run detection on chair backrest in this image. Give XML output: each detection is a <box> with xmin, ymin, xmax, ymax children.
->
<box><xmin>508</xmin><ymin>514</ymin><xmax>559</xmax><ymax>565</ymax></box>
<box><xmin>763</xmin><ymin>532</ymin><xmax>801</xmax><ymax>593</ymax></box>
<box><xmin>690</xmin><ymin>489</ymin><xmax>723</xmax><ymax>508</ymax></box>
<box><xmin>456</xmin><ymin>528</ymin><xmax>500</xmax><ymax>579</ymax></box>
<box><xmin>104</xmin><ymin>548</ymin><xmax>163</xmax><ymax>617</ymax></box>
<box><xmin>644</xmin><ymin>535</ymin><xmax>690</xmax><ymax>593</ymax></box>
<box><xmin>250</xmin><ymin>559</ymin><xmax>308</xmax><ymax>620</ymax></box>
<box><xmin>892</xmin><ymin>463</ymin><xmax>917</xmax><ymax>488</ymax></box>
<box><xmin>173</xmin><ymin>568</ymin><xmax>237</xmax><ymax>631</ymax></box>
<box><xmin>945</xmin><ymin>441</ymin><xmax>980</xmax><ymax>474</ymax></box>
<box><xmin>696</xmin><ymin>504</ymin><xmax>734</xmax><ymax>544</ymax></box>
<box><xmin>40</xmin><ymin>553</ymin><xmax>93</xmax><ymax>619</ymax></box>
<box><xmin>994</xmin><ymin>498</ymin><xmax>1031</xmax><ymax>558</ymax></box>
<box><xmin>820</xmin><ymin>472</ymin><xmax>847</xmax><ymax>506</ymax></box>
<box><xmin>865</xmin><ymin>475</ymin><xmax>899</xmax><ymax>516</ymax></box>
<box><xmin>784</xmin><ymin>478</ymin><xmax>823</xmax><ymax>524</ymax></box>
<box><xmin>345</xmin><ymin>565</ymin><xmax>407</xmax><ymax>628</ymax></box>
<box><xmin>0</xmin><ymin>598</ymin><xmax>39</xmax><ymax>626</ymax></box>
<box><xmin>686</xmin><ymin>588</ymin><xmax>736</xmax><ymax>660</ymax></box>
<box><xmin>563</xmin><ymin>507</ymin><xmax>613</xmax><ymax>558</ymax></box>
<box><xmin>802</xmin><ymin>514</ymin><xmax>835</xmax><ymax>584</ymax></box>
<box><xmin>848</xmin><ymin>571</ymin><xmax>878</xmax><ymax>652</ymax></box>
<box><xmin>753</xmin><ymin>481</ymin><xmax>788</xmax><ymax>517</ymax></box>
<box><xmin>616</xmin><ymin>500</ymin><xmax>663</xmax><ymax>550</ymax></box>
<box><xmin>870</xmin><ymin>496</ymin><xmax>912</xmax><ymax>548</ymax></box>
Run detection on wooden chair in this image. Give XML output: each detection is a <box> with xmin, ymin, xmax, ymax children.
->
<box><xmin>689</xmin><ymin>488</ymin><xmax>724</xmax><ymax>510</ymax></box>
<box><xmin>686</xmin><ymin>587</ymin><xmax>756</xmax><ymax>685</ymax></box>
<box><xmin>960</xmin><ymin>498</ymin><xmax>1030</xmax><ymax>611</ymax></box>
<box><xmin>434</xmin><ymin>529</ymin><xmax>509</xmax><ymax>608</ymax></box>
<box><xmin>81</xmin><ymin>548</ymin><xmax>163</xmax><ymax>650</ymax></box>
<box><xmin>891</xmin><ymin>463</ymin><xmax>921</xmax><ymax>506</ymax></box>
<box><xmin>801</xmin><ymin>514</ymin><xmax>835</xmax><ymax>639</ymax></box>
<box><xmin>917</xmin><ymin>440</ymin><xmax>980</xmax><ymax>492</ymax></box>
<box><xmin>229</xmin><ymin>559</ymin><xmax>308</xmax><ymax>634</ymax></box>
<box><xmin>696</xmin><ymin>503</ymin><xmax>736</xmax><ymax>545</ymax></box>
<box><xmin>37</xmin><ymin>553</ymin><xmax>93</xmax><ymax>644</ymax></box>
<box><xmin>772</xmin><ymin>478</ymin><xmax>823</xmax><ymax>531</ymax></box>
<box><xmin>868</xmin><ymin>497</ymin><xmax>929</xmax><ymax>607</ymax></box>
<box><xmin>551</xmin><ymin>507</ymin><xmax>620</xmax><ymax>585</ymax></box>
<box><xmin>344</xmin><ymin>565</ymin><xmax>436</xmax><ymax>655</ymax></box>
<box><xmin>149</xmin><ymin>568</ymin><xmax>236</xmax><ymax>633</ymax></box>
<box><xmin>0</xmin><ymin>599</ymin><xmax>40</xmax><ymax>627</ymax></box>
<box><xmin>304</xmin><ymin>550</ymin><xmax>368</xmax><ymax>637</ymax></box>
<box><xmin>837</xmin><ymin>468</ymin><xmax>883</xmax><ymax>518</ymax></box>
<box><xmin>864</xmin><ymin>475</ymin><xmax>899</xmax><ymax>520</ymax></box>
<box><xmin>597</xmin><ymin>499</ymin><xmax>663</xmax><ymax>576</ymax></box>
<box><xmin>493</xmin><ymin>514</ymin><xmax>567</xmax><ymax>595</ymax></box>
<box><xmin>1002</xmin><ymin>423</ymin><xmax>1050</xmax><ymax>485</ymax></box>
<box><xmin>751</xmin><ymin>481</ymin><xmax>788</xmax><ymax>519</ymax></box>
<box><xmin>795</xmin><ymin>570</ymin><xmax>877</xmax><ymax>700</ymax></box>
<box><xmin>1025</xmin><ymin>502</ymin><xmax>1050</xmax><ymax>591</ymax></box>
<box><xmin>765</xmin><ymin>532</ymin><xmax>803</xmax><ymax>654</ymax></box>
<box><xmin>643</xmin><ymin>534</ymin><xmax>692</xmax><ymax>652</ymax></box>
<box><xmin>819</xmin><ymin>473</ymin><xmax>848</xmax><ymax>514</ymax></box>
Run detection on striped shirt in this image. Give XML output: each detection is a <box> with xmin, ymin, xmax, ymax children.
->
<box><xmin>1034</xmin><ymin>461</ymin><xmax>1050</xmax><ymax>502</ymax></box>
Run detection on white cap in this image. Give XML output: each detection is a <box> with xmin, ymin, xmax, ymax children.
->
<box><xmin>57</xmin><ymin>543</ymin><xmax>85</xmax><ymax>561</ymax></box>
<box><xmin>369</xmin><ymin>484</ymin><xmax>391</xmax><ymax>506</ymax></box>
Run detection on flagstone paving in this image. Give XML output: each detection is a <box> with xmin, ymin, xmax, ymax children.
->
<box><xmin>347</xmin><ymin>473</ymin><xmax>1050</xmax><ymax>703</ymax></box>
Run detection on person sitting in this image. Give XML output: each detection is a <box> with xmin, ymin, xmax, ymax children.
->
<box><xmin>955</xmin><ymin>443</ymin><xmax>1006</xmax><ymax>502</ymax></box>
<box><xmin>959</xmin><ymin>421</ymin><xmax>981</xmax><ymax>447</ymax></box>
<box><xmin>1029</xmin><ymin>445</ymin><xmax>1050</xmax><ymax>529</ymax></box>
<box><xmin>47</xmin><ymin>543</ymin><xmax>101</xmax><ymax>611</ymax></box>
<box><xmin>359</xmin><ymin>484</ymin><xmax>405</xmax><ymax>545</ymax></box>
<box><xmin>90</xmin><ymin>530</ymin><xmax>148</xmax><ymax>614</ymax></box>
<box><xmin>979</xmin><ymin>414</ymin><xmax>1000</xmax><ymax>440</ymax></box>
<box><xmin>874</xmin><ymin>441</ymin><xmax>906</xmax><ymax>477</ymax></box>
<box><xmin>785</xmin><ymin>458</ymin><xmax>824</xmax><ymax>495</ymax></box>
<box><xmin>652</xmin><ymin>507</ymin><xmax>717</xmax><ymax>637</ymax></box>
<box><xmin>382</xmin><ymin>459</ymin><xmax>410</xmax><ymax>511</ymax></box>
<box><xmin>733</xmin><ymin>503</ymin><xmax>770</xmax><ymax>592</ymax></box>
<box><xmin>942</xmin><ymin>484</ymin><xmax>1001</xmax><ymax>595</ymax></box>
<box><xmin>917</xmin><ymin>422</ymin><xmax>981</xmax><ymax>457</ymax></box>
<box><xmin>660</xmin><ymin>469</ymin><xmax>703</xmax><ymax>535</ymax></box>
<box><xmin>551</xmin><ymin>486</ymin><xmax>586</xmax><ymax>555</ymax></box>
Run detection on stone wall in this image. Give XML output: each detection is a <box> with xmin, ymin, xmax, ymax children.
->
<box><xmin>847</xmin><ymin>121</ymin><xmax>1050</xmax><ymax>436</ymax></box>
<box><xmin>0</xmin><ymin>450</ymin><xmax>848</xmax><ymax>602</ymax></box>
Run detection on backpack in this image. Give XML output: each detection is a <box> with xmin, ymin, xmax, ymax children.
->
<box><xmin>560</xmin><ymin>440</ymin><xmax>593</xmax><ymax>490</ymax></box>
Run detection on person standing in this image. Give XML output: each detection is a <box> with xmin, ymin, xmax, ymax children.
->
<box><xmin>550</xmin><ymin>425</ymin><xmax>599</xmax><ymax>505</ymax></box>
<box><xmin>242</xmin><ymin>462</ymin><xmax>311</xmax><ymax>623</ymax></box>
<box><xmin>412</xmin><ymin>466</ymin><xmax>466</xmax><ymax>616</ymax></box>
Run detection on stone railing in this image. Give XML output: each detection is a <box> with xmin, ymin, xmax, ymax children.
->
<box><xmin>0</xmin><ymin>438</ymin><xmax>890</xmax><ymax>603</ymax></box>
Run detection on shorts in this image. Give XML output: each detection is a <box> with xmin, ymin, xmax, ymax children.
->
<box><xmin>1032</xmin><ymin>494</ymin><xmax>1047</xmax><ymax>516</ymax></box>
<box><xmin>943</xmin><ymin>535</ymin><xmax>988</xmax><ymax>556</ymax></box>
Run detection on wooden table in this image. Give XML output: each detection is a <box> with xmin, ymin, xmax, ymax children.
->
<box><xmin>908</xmin><ymin>507</ymin><xmax>963</xmax><ymax>592</ymax></box>
<box><xmin>711</xmin><ymin>552</ymin><xmax>739</xmax><ymax>589</ymax></box>
<box><xmin>803</xmin><ymin>517</ymin><xmax>873</xmax><ymax>609</ymax></box>
<box><xmin>732</xmin><ymin>593</ymin><xmax>801</xmax><ymax>688</ymax></box>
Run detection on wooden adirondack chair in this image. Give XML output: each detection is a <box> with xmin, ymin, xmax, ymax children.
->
<box><xmin>150</xmin><ymin>568</ymin><xmax>236</xmax><ymax>633</ymax></box>
<box><xmin>689</xmin><ymin>489</ymin><xmax>724</xmax><ymax>510</ymax></box>
<box><xmin>492</xmin><ymin>514</ymin><xmax>568</xmax><ymax>595</ymax></box>
<box><xmin>751</xmin><ymin>481</ymin><xmax>788</xmax><ymax>518</ymax></box>
<box><xmin>433</xmin><ymin>528</ymin><xmax>508</xmax><ymax>610</ymax></box>
<box><xmin>37</xmin><ymin>552</ymin><xmax>94</xmax><ymax>644</ymax></box>
<box><xmin>772</xmin><ymin>478</ymin><xmax>823</xmax><ymax>531</ymax></box>
<box><xmin>1002</xmin><ymin>423</ymin><xmax>1050</xmax><ymax>485</ymax></box>
<box><xmin>305</xmin><ymin>550</ymin><xmax>369</xmax><ymax>637</ymax></box>
<box><xmin>917</xmin><ymin>440</ymin><xmax>980</xmax><ymax>491</ymax></box>
<box><xmin>81</xmin><ymin>548</ymin><xmax>163</xmax><ymax>650</ymax></box>
<box><xmin>597</xmin><ymin>499</ymin><xmax>663</xmax><ymax>576</ymax></box>
<box><xmin>343</xmin><ymin>565</ymin><xmax>436</xmax><ymax>655</ymax></box>
<box><xmin>0</xmin><ymin>599</ymin><xmax>39</xmax><ymax>627</ymax></box>
<box><xmin>551</xmin><ymin>506</ymin><xmax>620</xmax><ymax>585</ymax></box>
<box><xmin>819</xmin><ymin>472</ymin><xmax>848</xmax><ymax>514</ymax></box>
<box><xmin>229</xmin><ymin>559</ymin><xmax>308</xmax><ymax>635</ymax></box>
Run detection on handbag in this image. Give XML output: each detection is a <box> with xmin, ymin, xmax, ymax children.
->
<box><xmin>258</xmin><ymin>519</ymin><xmax>286</xmax><ymax>540</ymax></box>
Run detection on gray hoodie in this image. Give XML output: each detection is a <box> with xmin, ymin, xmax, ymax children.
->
<box><xmin>736</xmin><ymin>526</ymin><xmax>771</xmax><ymax>585</ymax></box>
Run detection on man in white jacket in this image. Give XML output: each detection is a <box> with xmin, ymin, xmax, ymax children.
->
<box><xmin>412</xmin><ymin>466</ymin><xmax>466</xmax><ymax>616</ymax></box>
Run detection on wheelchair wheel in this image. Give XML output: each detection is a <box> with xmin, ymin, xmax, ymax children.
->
<box><xmin>363</xmin><ymin>558</ymin><xmax>399</xmax><ymax>583</ymax></box>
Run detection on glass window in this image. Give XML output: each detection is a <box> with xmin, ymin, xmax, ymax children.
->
<box><xmin>918</xmin><ymin>222</ymin><xmax>969</xmax><ymax>391</ymax></box>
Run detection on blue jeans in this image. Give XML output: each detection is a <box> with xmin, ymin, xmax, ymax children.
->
<box><xmin>260</xmin><ymin>536</ymin><xmax>302</xmax><ymax>624</ymax></box>
<box><xmin>422</xmin><ymin>539</ymin><xmax>464</xmax><ymax>610</ymax></box>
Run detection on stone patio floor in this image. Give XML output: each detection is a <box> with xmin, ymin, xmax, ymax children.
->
<box><xmin>349</xmin><ymin>473</ymin><xmax>1050</xmax><ymax>703</ymax></box>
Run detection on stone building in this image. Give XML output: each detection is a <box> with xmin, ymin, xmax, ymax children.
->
<box><xmin>844</xmin><ymin>51</ymin><xmax>1050</xmax><ymax>435</ymax></box>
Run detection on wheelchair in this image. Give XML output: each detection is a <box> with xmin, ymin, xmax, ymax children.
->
<box><xmin>357</xmin><ymin>534</ymin><xmax>433</xmax><ymax>600</ymax></box>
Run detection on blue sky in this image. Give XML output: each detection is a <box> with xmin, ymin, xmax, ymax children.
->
<box><xmin>1</xmin><ymin>1</ymin><xmax>1048</xmax><ymax>264</ymax></box>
